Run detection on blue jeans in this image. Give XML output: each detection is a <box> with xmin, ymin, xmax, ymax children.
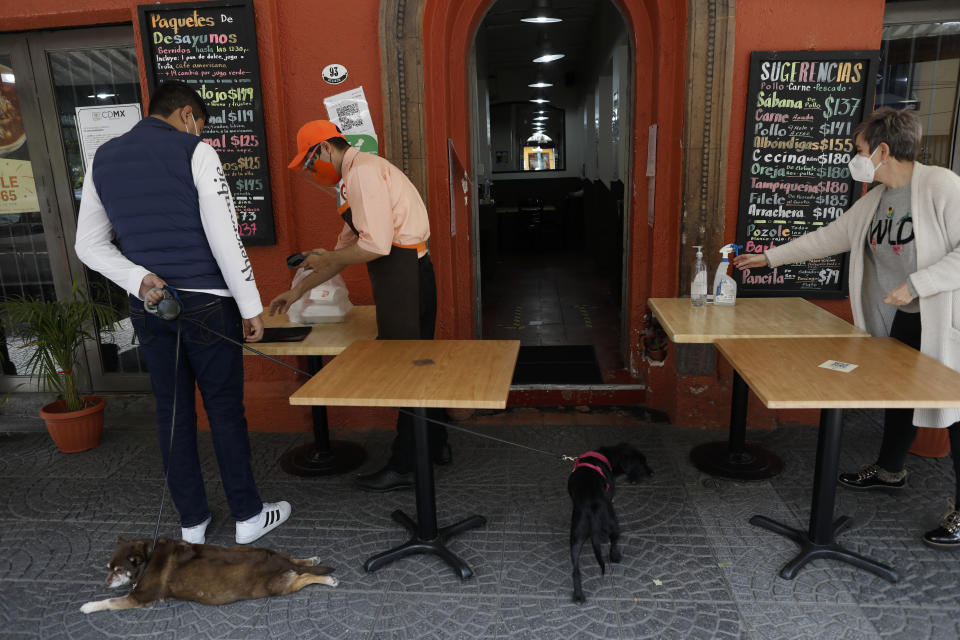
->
<box><xmin>130</xmin><ymin>291</ymin><xmax>262</xmax><ymax>526</ymax></box>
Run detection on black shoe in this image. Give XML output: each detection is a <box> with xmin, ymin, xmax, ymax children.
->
<box><xmin>838</xmin><ymin>464</ymin><xmax>907</xmax><ymax>490</ymax></box>
<box><xmin>923</xmin><ymin>507</ymin><xmax>960</xmax><ymax>549</ymax></box>
<box><xmin>433</xmin><ymin>443</ymin><xmax>452</xmax><ymax>466</ymax></box>
<box><xmin>355</xmin><ymin>467</ymin><xmax>414</xmax><ymax>492</ymax></box>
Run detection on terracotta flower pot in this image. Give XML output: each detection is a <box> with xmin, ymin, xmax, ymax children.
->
<box><xmin>909</xmin><ymin>427</ymin><xmax>951</xmax><ymax>459</ymax></box>
<box><xmin>39</xmin><ymin>395</ymin><xmax>105</xmax><ymax>453</ymax></box>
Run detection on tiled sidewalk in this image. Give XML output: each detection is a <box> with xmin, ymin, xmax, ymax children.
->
<box><xmin>0</xmin><ymin>407</ymin><xmax>958</xmax><ymax>639</ymax></box>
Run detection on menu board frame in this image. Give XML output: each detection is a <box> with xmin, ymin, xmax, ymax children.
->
<box><xmin>735</xmin><ymin>49</ymin><xmax>880</xmax><ymax>299</ymax></box>
<box><xmin>137</xmin><ymin>0</ymin><xmax>276</xmax><ymax>246</ymax></box>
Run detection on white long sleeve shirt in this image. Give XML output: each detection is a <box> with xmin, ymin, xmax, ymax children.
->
<box><xmin>75</xmin><ymin>141</ymin><xmax>263</xmax><ymax>319</ymax></box>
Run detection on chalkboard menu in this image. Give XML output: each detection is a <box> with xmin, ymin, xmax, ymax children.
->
<box><xmin>138</xmin><ymin>0</ymin><xmax>275</xmax><ymax>245</ymax></box>
<box><xmin>735</xmin><ymin>50</ymin><xmax>879</xmax><ymax>298</ymax></box>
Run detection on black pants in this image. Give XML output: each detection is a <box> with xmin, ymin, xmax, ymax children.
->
<box><xmin>131</xmin><ymin>292</ymin><xmax>262</xmax><ymax>526</ymax></box>
<box><xmin>380</xmin><ymin>255</ymin><xmax>447</xmax><ymax>472</ymax></box>
<box><xmin>876</xmin><ymin>310</ymin><xmax>960</xmax><ymax>504</ymax></box>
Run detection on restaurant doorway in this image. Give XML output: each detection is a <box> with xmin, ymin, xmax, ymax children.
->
<box><xmin>0</xmin><ymin>26</ymin><xmax>150</xmax><ymax>395</ymax></box>
<box><xmin>471</xmin><ymin>0</ymin><xmax>631</xmax><ymax>382</ymax></box>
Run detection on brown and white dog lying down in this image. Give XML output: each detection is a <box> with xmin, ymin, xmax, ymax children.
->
<box><xmin>81</xmin><ymin>537</ymin><xmax>337</xmax><ymax>613</ymax></box>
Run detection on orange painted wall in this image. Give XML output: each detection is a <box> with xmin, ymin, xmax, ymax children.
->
<box><xmin>645</xmin><ymin>0</ymin><xmax>886</xmax><ymax>428</ymax></box>
<box><xmin>421</xmin><ymin>0</ymin><xmax>688</xmax><ymax>378</ymax></box>
<box><xmin>2</xmin><ymin>0</ymin><xmax>885</xmax><ymax>433</ymax></box>
<box><xmin>0</xmin><ymin>0</ymin><xmax>390</xmax><ymax>432</ymax></box>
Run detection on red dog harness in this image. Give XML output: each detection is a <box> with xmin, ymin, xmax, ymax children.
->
<box><xmin>572</xmin><ymin>451</ymin><xmax>612</xmax><ymax>492</ymax></box>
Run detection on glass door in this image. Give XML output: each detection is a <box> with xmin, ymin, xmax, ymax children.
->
<box><xmin>0</xmin><ymin>35</ymin><xmax>68</xmax><ymax>387</ymax></box>
<box><xmin>29</xmin><ymin>28</ymin><xmax>148</xmax><ymax>391</ymax></box>
<box><xmin>0</xmin><ymin>27</ymin><xmax>151</xmax><ymax>393</ymax></box>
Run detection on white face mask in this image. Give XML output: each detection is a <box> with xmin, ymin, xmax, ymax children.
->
<box><xmin>848</xmin><ymin>145</ymin><xmax>883</xmax><ymax>183</ymax></box>
<box><xmin>187</xmin><ymin>112</ymin><xmax>200</xmax><ymax>137</ymax></box>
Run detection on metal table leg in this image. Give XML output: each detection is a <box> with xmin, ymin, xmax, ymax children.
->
<box><xmin>690</xmin><ymin>370</ymin><xmax>784</xmax><ymax>480</ymax></box>
<box><xmin>750</xmin><ymin>408</ymin><xmax>899</xmax><ymax>582</ymax></box>
<box><xmin>280</xmin><ymin>355</ymin><xmax>366</xmax><ymax>476</ymax></box>
<box><xmin>363</xmin><ymin>407</ymin><xmax>485</xmax><ymax>580</ymax></box>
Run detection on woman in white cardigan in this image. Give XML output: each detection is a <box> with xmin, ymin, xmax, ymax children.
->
<box><xmin>733</xmin><ymin>107</ymin><xmax>960</xmax><ymax>549</ymax></box>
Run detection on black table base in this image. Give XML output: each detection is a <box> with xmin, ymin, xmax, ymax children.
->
<box><xmin>750</xmin><ymin>514</ymin><xmax>898</xmax><ymax>582</ymax></box>
<box><xmin>690</xmin><ymin>442</ymin><xmax>783</xmax><ymax>480</ymax></box>
<box><xmin>690</xmin><ymin>370</ymin><xmax>783</xmax><ymax>480</ymax></box>
<box><xmin>751</xmin><ymin>407</ymin><xmax>899</xmax><ymax>583</ymax></box>
<box><xmin>280</xmin><ymin>440</ymin><xmax>366</xmax><ymax>476</ymax></box>
<box><xmin>281</xmin><ymin>355</ymin><xmax>366</xmax><ymax>477</ymax></box>
<box><xmin>363</xmin><ymin>510</ymin><xmax>486</xmax><ymax>579</ymax></box>
<box><xmin>363</xmin><ymin>407</ymin><xmax>484</xmax><ymax>580</ymax></box>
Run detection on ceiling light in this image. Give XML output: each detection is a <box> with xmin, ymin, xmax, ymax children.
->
<box><xmin>521</xmin><ymin>0</ymin><xmax>562</xmax><ymax>24</ymax></box>
<box><xmin>529</xmin><ymin>98</ymin><xmax>550</xmax><ymax>104</ymax></box>
<box><xmin>526</xmin><ymin>131</ymin><xmax>553</xmax><ymax>144</ymax></box>
<box><xmin>528</xmin><ymin>70</ymin><xmax>553</xmax><ymax>89</ymax></box>
<box><xmin>533</xmin><ymin>116</ymin><xmax>548</xmax><ymax>121</ymax></box>
<box><xmin>87</xmin><ymin>92</ymin><xmax>117</xmax><ymax>100</ymax></box>
<box><xmin>533</xmin><ymin>30</ymin><xmax>565</xmax><ymax>64</ymax></box>
<box><xmin>534</xmin><ymin>53</ymin><xmax>565</xmax><ymax>63</ymax></box>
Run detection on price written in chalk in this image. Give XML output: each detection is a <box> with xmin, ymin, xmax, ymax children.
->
<box><xmin>235</xmin><ymin>178</ymin><xmax>262</xmax><ymax>192</ymax></box>
<box><xmin>230</xmin><ymin>133</ymin><xmax>259</xmax><ymax>148</ymax></box>
<box><xmin>823</xmin><ymin>96</ymin><xmax>862</xmax><ymax>120</ymax></box>
<box><xmin>818</xmin><ymin>268</ymin><xmax>840</xmax><ymax>285</ymax></box>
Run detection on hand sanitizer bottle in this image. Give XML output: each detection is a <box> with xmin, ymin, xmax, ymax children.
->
<box><xmin>691</xmin><ymin>245</ymin><xmax>707</xmax><ymax>307</ymax></box>
<box><xmin>713</xmin><ymin>244</ymin><xmax>740</xmax><ymax>306</ymax></box>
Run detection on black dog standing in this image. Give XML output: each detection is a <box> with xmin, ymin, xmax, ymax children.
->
<box><xmin>568</xmin><ymin>443</ymin><xmax>652</xmax><ymax>603</ymax></box>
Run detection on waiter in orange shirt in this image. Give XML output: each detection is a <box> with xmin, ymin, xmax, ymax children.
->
<box><xmin>270</xmin><ymin>120</ymin><xmax>450</xmax><ymax>492</ymax></box>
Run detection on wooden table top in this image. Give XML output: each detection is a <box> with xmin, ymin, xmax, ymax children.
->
<box><xmin>714</xmin><ymin>337</ymin><xmax>960</xmax><ymax>409</ymax></box>
<box><xmin>247</xmin><ymin>306</ymin><xmax>378</xmax><ymax>356</ymax></box>
<box><xmin>647</xmin><ymin>297</ymin><xmax>868</xmax><ymax>343</ymax></box>
<box><xmin>289</xmin><ymin>340</ymin><xmax>521</xmax><ymax>409</ymax></box>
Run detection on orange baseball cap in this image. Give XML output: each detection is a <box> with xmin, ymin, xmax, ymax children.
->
<box><xmin>287</xmin><ymin>120</ymin><xmax>347</xmax><ymax>169</ymax></box>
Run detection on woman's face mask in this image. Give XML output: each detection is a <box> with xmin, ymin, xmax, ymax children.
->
<box><xmin>848</xmin><ymin>144</ymin><xmax>884</xmax><ymax>183</ymax></box>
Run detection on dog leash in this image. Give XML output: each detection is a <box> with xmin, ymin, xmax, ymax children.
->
<box><xmin>176</xmin><ymin>314</ymin><xmax>577</xmax><ymax>464</ymax></box>
<box><xmin>149</xmin><ymin>316</ymin><xmax>182</xmax><ymax>557</ymax></box>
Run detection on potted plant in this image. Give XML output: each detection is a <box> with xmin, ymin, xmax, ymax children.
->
<box><xmin>0</xmin><ymin>277</ymin><xmax>119</xmax><ymax>452</ymax></box>
<box><xmin>642</xmin><ymin>333</ymin><xmax>669</xmax><ymax>363</ymax></box>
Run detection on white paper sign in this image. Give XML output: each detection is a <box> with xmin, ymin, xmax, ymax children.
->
<box><xmin>76</xmin><ymin>103</ymin><xmax>142</xmax><ymax>173</ymax></box>
<box><xmin>818</xmin><ymin>359</ymin><xmax>859</xmax><ymax>373</ymax></box>
<box><xmin>324</xmin><ymin>87</ymin><xmax>377</xmax><ymax>141</ymax></box>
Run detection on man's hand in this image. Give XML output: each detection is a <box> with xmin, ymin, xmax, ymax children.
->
<box><xmin>302</xmin><ymin>249</ymin><xmax>331</xmax><ymax>273</ymax></box>
<box><xmin>268</xmin><ymin>289</ymin><xmax>301</xmax><ymax>316</ymax></box>
<box><xmin>242</xmin><ymin>315</ymin><xmax>264</xmax><ymax>342</ymax></box>
<box><xmin>883</xmin><ymin>281</ymin><xmax>916</xmax><ymax>306</ymax></box>
<box><xmin>731</xmin><ymin>253</ymin><xmax>768</xmax><ymax>270</ymax></box>
<box><xmin>139</xmin><ymin>273</ymin><xmax>167</xmax><ymax>305</ymax></box>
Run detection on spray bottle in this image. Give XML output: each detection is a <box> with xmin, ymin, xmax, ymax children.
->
<box><xmin>690</xmin><ymin>245</ymin><xmax>707</xmax><ymax>307</ymax></box>
<box><xmin>713</xmin><ymin>243</ymin><xmax>741</xmax><ymax>306</ymax></box>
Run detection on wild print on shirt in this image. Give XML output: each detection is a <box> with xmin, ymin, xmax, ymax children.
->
<box><xmin>869</xmin><ymin>202</ymin><xmax>914</xmax><ymax>258</ymax></box>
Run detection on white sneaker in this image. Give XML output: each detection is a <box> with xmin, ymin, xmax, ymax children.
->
<box><xmin>181</xmin><ymin>515</ymin><xmax>211</xmax><ymax>544</ymax></box>
<box><xmin>235</xmin><ymin>501</ymin><xmax>291</xmax><ymax>544</ymax></box>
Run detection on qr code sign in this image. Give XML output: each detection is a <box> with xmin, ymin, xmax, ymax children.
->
<box><xmin>335</xmin><ymin>103</ymin><xmax>365</xmax><ymax>131</ymax></box>
<box><xmin>339</xmin><ymin>115</ymin><xmax>365</xmax><ymax>132</ymax></box>
<box><xmin>336</xmin><ymin>103</ymin><xmax>360</xmax><ymax>117</ymax></box>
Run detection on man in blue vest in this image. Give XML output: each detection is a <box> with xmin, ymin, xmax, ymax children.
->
<box><xmin>75</xmin><ymin>81</ymin><xmax>289</xmax><ymax>546</ymax></box>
